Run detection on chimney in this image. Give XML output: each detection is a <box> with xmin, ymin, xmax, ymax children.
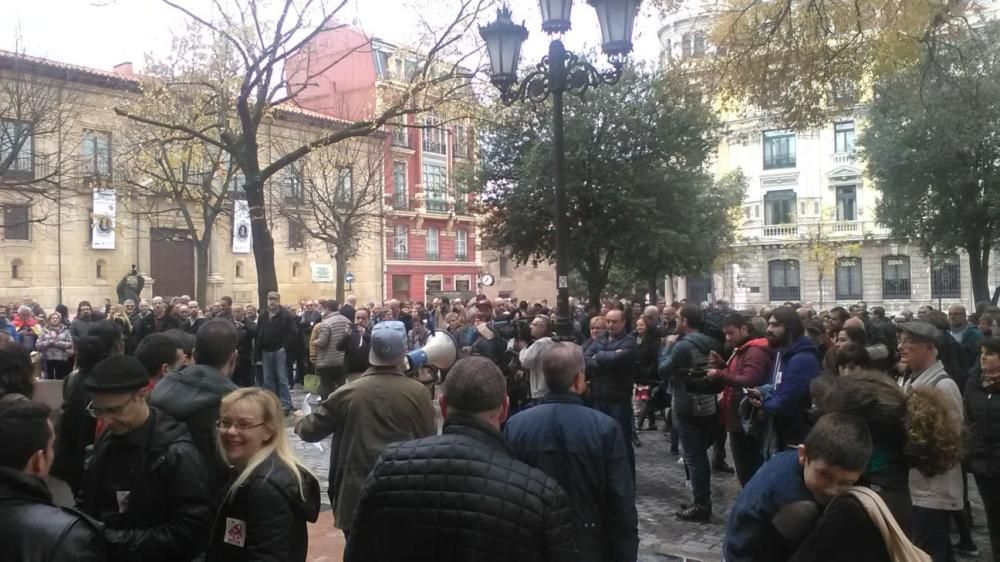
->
<box><xmin>113</xmin><ymin>62</ymin><xmax>134</xmax><ymax>77</ymax></box>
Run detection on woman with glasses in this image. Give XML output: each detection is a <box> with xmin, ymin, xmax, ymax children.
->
<box><xmin>211</xmin><ymin>388</ymin><xmax>320</xmax><ymax>562</ymax></box>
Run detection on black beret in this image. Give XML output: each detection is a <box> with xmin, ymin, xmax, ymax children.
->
<box><xmin>83</xmin><ymin>355</ymin><xmax>149</xmax><ymax>393</ymax></box>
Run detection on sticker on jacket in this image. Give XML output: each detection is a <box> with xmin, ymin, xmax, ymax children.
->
<box><xmin>116</xmin><ymin>491</ymin><xmax>130</xmax><ymax>513</ymax></box>
<box><xmin>225</xmin><ymin>517</ymin><xmax>247</xmax><ymax>547</ymax></box>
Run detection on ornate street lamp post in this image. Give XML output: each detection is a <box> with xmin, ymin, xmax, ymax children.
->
<box><xmin>480</xmin><ymin>0</ymin><xmax>641</xmax><ymax>339</ymax></box>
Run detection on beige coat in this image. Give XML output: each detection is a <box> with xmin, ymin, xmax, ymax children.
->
<box><xmin>295</xmin><ymin>365</ymin><xmax>436</xmax><ymax>530</ymax></box>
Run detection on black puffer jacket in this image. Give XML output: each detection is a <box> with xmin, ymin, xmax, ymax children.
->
<box><xmin>150</xmin><ymin>364</ymin><xmax>238</xmax><ymax>495</ymax></box>
<box><xmin>965</xmin><ymin>371</ymin><xmax>1000</xmax><ymax>477</ymax></box>
<box><xmin>0</xmin><ymin>467</ymin><xmax>107</xmax><ymax>562</ymax></box>
<box><xmin>52</xmin><ymin>366</ymin><xmax>98</xmax><ymax>497</ymax></box>
<box><xmin>344</xmin><ymin>414</ymin><xmax>579</xmax><ymax>562</ymax></box>
<box><xmin>209</xmin><ymin>454</ymin><xmax>320</xmax><ymax>562</ymax></box>
<box><xmin>81</xmin><ymin>408</ymin><xmax>213</xmax><ymax>562</ymax></box>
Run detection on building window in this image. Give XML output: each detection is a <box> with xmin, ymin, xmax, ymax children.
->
<box><xmin>393</xmin><ymin>225</ymin><xmax>408</xmax><ymax>259</ymax></box>
<box><xmin>763</xmin><ymin>130</ymin><xmax>796</xmax><ymax>169</ymax></box>
<box><xmin>81</xmin><ymin>129</ymin><xmax>112</xmax><ymax>181</ymax></box>
<box><xmin>834</xmin><ymin>121</ymin><xmax>856</xmax><ymax>154</ymax></box>
<box><xmin>337</xmin><ymin>167</ymin><xmax>353</xmax><ymax>203</ymax></box>
<box><xmin>287</xmin><ymin>217</ymin><xmax>304</xmax><ymax>249</ymax></box>
<box><xmin>931</xmin><ymin>254</ymin><xmax>961</xmax><ymax>299</ymax></box>
<box><xmin>836</xmin><ymin>185</ymin><xmax>857</xmax><ymax>221</ymax></box>
<box><xmin>392</xmin><ymin>162</ymin><xmax>408</xmax><ymax>208</ymax></box>
<box><xmin>454</xmin><ymin>276</ymin><xmax>471</xmax><ymax>292</ymax></box>
<box><xmin>373</xmin><ymin>49</ymin><xmax>389</xmax><ymax>79</ymax></box>
<box><xmin>453</xmin><ymin>125</ymin><xmax>468</xmax><ymax>159</ymax></box>
<box><xmin>392</xmin><ymin>274</ymin><xmax>411</xmax><ymax>301</ymax></box>
<box><xmin>455</xmin><ymin>229</ymin><xmax>468</xmax><ymax>261</ymax></box>
<box><xmin>292</xmin><ymin>262</ymin><xmax>301</xmax><ymax>279</ymax></box>
<box><xmin>768</xmin><ymin>259</ymin><xmax>800</xmax><ymax>301</ymax></box>
<box><xmin>235</xmin><ymin>261</ymin><xmax>244</xmax><ymax>279</ymax></box>
<box><xmin>835</xmin><ymin>257</ymin><xmax>863</xmax><ymax>300</ymax></box>
<box><xmin>681</xmin><ymin>31</ymin><xmax>706</xmax><ymax>58</ymax></box>
<box><xmin>392</xmin><ymin>118</ymin><xmax>409</xmax><ymax>147</ymax></box>
<box><xmin>10</xmin><ymin>258</ymin><xmax>22</xmax><ymax>280</ymax></box>
<box><xmin>3</xmin><ymin>204</ymin><xmax>29</xmax><ymax>240</ymax></box>
<box><xmin>831</xmin><ymin>80</ymin><xmax>857</xmax><ymax>105</ymax></box>
<box><xmin>882</xmin><ymin>255</ymin><xmax>911</xmax><ymax>299</ymax></box>
<box><xmin>96</xmin><ymin>259</ymin><xmax>106</xmax><ymax>280</ymax></box>
<box><xmin>425</xmin><ymin>275</ymin><xmax>443</xmax><ymax>293</ymax></box>
<box><xmin>0</xmin><ymin>119</ymin><xmax>33</xmax><ymax>177</ymax></box>
<box><xmin>281</xmin><ymin>163</ymin><xmax>304</xmax><ymax>201</ymax></box>
<box><xmin>422</xmin><ymin>115</ymin><xmax>447</xmax><ymax>155</ymax></box>
<box><xmin>426</xmin><ymin>227</ymin><xmax>439</xmax><ymax>260</ymax></box>
<box><xmin>422</xmin><ymin>163</ymin><xmax>448</xmax><ymax>212</ymax></box>
<box><xmin>763</xmin><ymin>190</ymin><xmax>796</xmax><ymax>225</ymax></box>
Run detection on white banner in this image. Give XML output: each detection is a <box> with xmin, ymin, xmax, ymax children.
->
<box><xmin>232</xmin><ymin>200</ymin><xmax>252</xmax><ymax>254</ymax></box>
<box><xmin>91</xmin><ymin>189</ymin><xmax>116</xmax><ymax>250</ymax></box>
<box><xmin>311</xmin><ymin>262</ymin><xmax>334</xmax><ymax>283</ymax></box>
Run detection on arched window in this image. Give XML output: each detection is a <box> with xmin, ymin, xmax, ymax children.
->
<box><xmin>882</xmin><ymin>255</ymin><xmax>911</xmax><ymax>299</ymax></box>
<box><xmin>768</xmin><ymin>259</ymin><xmax>800</xmax><ymax>301</ymax></box>
<box><xmin>235</xmin><ymin>261</ymin><xmax>244</xmax><ymax>279</ymax></box>
<box><xmin>835</xmin><ymin>257</ymin><xmax>862</xmax><ymax>300</ymax></box>
<box><xmin>11</xmin><ymin>258</ymin><xmax>23</xmax><ymax>280</ymax></box>
<box><xmin>96</xmin><ymin>259</ymin><xmax>107</xmax><ymax>280</ymax></box>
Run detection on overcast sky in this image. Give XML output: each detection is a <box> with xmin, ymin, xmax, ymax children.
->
<box><xmin>5</xmin><ymin>0</ymin><xmax>664</xmax><ymax>73</ymax></box>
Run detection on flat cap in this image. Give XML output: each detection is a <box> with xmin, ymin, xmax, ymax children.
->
<box><xmin>444</xmin><ymin>356</ymin><xmax>506</xmax><ymax>413</ymax></box>
<box><xmin>897</xmin><ymin>320</ymin><xmax>940</xmax><ymax>344</ymax></box>
<box><xmin>83</xmin><ymin>355</ymin><xmax>150</xmax><ymax>393</ymax></box>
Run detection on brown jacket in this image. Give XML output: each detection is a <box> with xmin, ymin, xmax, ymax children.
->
<box><xmin>295</xmin><ymin>365</ymin><xmax>436</xmax><ymax>530</ymax></box>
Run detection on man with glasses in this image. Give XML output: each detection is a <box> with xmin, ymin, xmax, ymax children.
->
<box><xmin>79</xmin><ymin>355</ymin><xmax>212</xmax><ymax>562</ymax></box>
<box><xmin>897</xmin><ymin>320</ymin><xmax>965</xmax><ymax>562</ymax></box>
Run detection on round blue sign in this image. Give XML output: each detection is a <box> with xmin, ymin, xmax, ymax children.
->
<box><xmin>345</xmin><ymin>272</ymin><xmax>356</xmax><ymax>283</ymax></box>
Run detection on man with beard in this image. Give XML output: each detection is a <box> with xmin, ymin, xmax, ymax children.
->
<box><xmin>70</xmin><ymin>301</ymin><xmax>99</xmax><ymax>344</ymax></box>
<box><xmin>747</xmin><ymin>306</ymin><xmax>821</xmax><ymax>460</ymax></box>
<box><xmin>705</xmin><ymin>313</ymin><xmax>773</xmax><ymax>486</ymax></box>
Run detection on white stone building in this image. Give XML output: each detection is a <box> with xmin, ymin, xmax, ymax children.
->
<box><xmin>658</xmin><ymin>6</ymin><xmax>998</xmax><ymax>312</ymax></box>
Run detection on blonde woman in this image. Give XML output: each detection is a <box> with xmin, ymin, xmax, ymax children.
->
<box><xmin>211</xmin><ymin>388</ymin><xmax>320</xmax><ymax>562</ymax></box>
<box><xmin>108</xmin><ymin>304</ymin><xmax>133</xmax><ymax>353</ymax></box>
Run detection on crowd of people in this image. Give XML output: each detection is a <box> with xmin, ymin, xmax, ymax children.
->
<box><xmin>2</xmin><ymin>286</ymin><xmax>1000</xmax><ymax>562</ymax></box>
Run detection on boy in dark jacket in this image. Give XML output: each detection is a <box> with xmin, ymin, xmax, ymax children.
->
<box><xmin>724</xmin><ymin>413</ymin><xmax>872</xmax><ymax>562</ymax></box>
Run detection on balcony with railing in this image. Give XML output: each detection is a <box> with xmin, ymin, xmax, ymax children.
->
<box><xmin>426</xmin><ymin>250</ymin><xmax>440</xmax><ymax>261</ymax></box>
<box><xmin>832</xmin><ymin>151</ymin><xmax>857</xmax><ymax>164</ymax></box>
<box><xmin>392</xmin><ymin>127</ymin><xmax>410</xmax><ymax>148</ymax></box>
<box><xmin>769</xmin><ymin>286</ymin><xmax>801</xmax><ymax>301</ymax></box>
<box><xmin>763</xmin><ymin>154</ymin><xmax>796</xmax><ymax>170</ymax></box>
<box><xmin>423</xmin><ymin>137</ymin><xmax>447</xmax><ymax>155</ymax></box>
<box><xmin>742</xmin><ymin>220</ymin><xmax>890</xmax><ymax>243</ymax></box>
<box><xmin>455</xmin><ymin>250</ymin><xmax>468</xmax><ymax>261</ymax></box>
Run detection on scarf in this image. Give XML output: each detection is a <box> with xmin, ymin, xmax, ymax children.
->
<box><xmin>983</xmin><ymin>369</ymin><xmax>1000</xmax><ymax>393</ymax></box>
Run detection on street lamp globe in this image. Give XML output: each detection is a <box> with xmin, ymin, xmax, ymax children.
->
<box><xmin>538</xmin><ymin>0</ymin><xmax>574</xmax><ymax>34</ymax></box>
<box><xmin>479</xmin><ymin>7</ymin><xmax>530</xmax><ymax>90</ymax></box>
<box><xmin>588</xmin><ymin>0</ymin><xmax>641</xmax><ymax>59</ymax></box>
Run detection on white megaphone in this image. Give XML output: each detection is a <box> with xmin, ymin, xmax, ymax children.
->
<box><xmin>405</xmin><ymin>330</ymin><xmax>458</xmax><ymax>372</ymax></box>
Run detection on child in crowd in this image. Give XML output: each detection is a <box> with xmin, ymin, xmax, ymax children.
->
<box><xmin>723</xmin><ymin>412</ymin><xmax>873</xmax><ymax>562</ymax></box>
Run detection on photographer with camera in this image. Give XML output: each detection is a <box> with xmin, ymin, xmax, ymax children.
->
<box><xmin>657</xmin><ymin>304</ymin><xmax>723</xmax><ymax>522</ymax></box>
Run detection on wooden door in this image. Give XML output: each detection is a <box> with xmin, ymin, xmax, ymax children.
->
<box><xmin>150</xmin><ymin>228</ymin><xmax>195</xmax><ymax>298</ymax></box>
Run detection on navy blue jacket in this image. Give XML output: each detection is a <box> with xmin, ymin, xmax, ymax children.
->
<box><xmin>583</xmin><ymin>332</ymin><xmax>637</xmax><ymax>403</ymax></box>
<box><xmin>762</xmin><ymin>336</ymin><xmax>821</xmax><ymax>448</ymax></box>
<box><xmin>724</xmin><ymin>450</ymin><xmax>814</xmax><ymax>562</ymax></box>
<box><xmin>503</xmin><ymin>393</ymin><xmax>638</xmax><ymax>562</ymax></box>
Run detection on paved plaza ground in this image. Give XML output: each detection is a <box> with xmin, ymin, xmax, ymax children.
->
<box><xmin>288</xmin><ymin>389</ymin><xmax>994</xmax><ymax>562</ymax></box>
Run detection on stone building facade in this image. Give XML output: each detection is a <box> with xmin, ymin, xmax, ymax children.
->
<box><xmin>0</xmin><ymin>51</ymin><xmax>384</xmax><ymax>311</ymax></box>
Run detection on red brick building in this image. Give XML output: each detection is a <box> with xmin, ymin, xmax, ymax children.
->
<box><xmin>289</xmin><ymin>28</ymin><xmax>480</xmax><ymax>303</ymax></box>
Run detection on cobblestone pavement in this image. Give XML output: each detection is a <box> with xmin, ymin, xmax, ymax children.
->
<box><xmin>288</xmin><ymin>389</ymin><xmax>994</xmax><ymax>562</ymax></box>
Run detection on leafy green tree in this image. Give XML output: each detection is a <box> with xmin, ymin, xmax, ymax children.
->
<box><xmin>475</xmin><ymin>66</ymin><xmax>743</xmax><ymax>304</ymax></box>
<box><xmin>859</xmin><ymin>22</ymin><xmax>1000</xmax><ymax>303</ymax></box>
<box><xmin>655</xmin><ymin>0</ymin><xmax>987</xmax><ymax>128</ymax></box>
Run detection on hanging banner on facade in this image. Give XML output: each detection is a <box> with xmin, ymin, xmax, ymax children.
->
<box><xmin>233</xmin><ymin>200</ymin><xmax>252</xmax><ymax>254</ymax></box>
<box><xmin>91</xmin><ymin>189</ymin><xmax>116</xmax><ymax>250</ymax></box>
<box><xmin>311</xmin><ymin>262</ymin><xmax>334</xmax><ymax>283</ymax></box>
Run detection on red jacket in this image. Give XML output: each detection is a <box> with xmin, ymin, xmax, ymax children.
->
<box><xmin>719</xmin><ymin>338</ymin><xmax>773</xmax><ymax>431</ymax></box>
